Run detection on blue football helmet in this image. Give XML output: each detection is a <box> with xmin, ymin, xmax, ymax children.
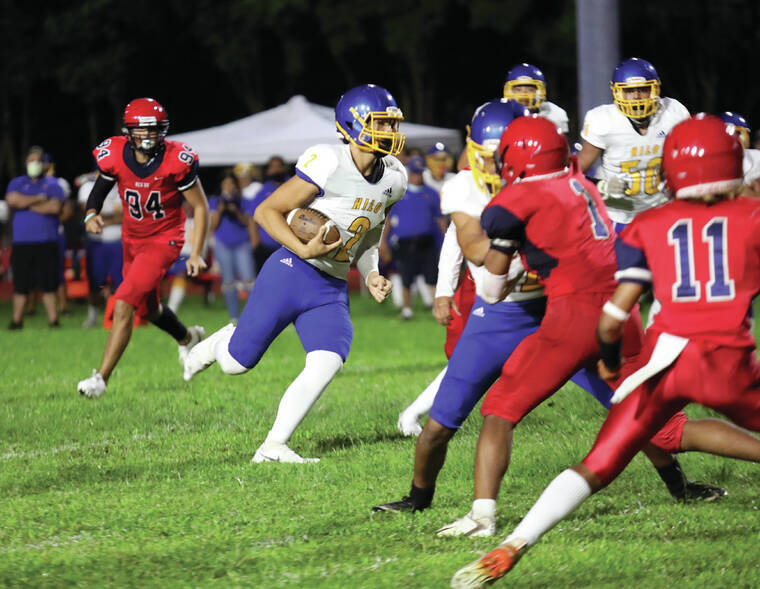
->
<box><xmin>335</xmin><ymin>84</ymin><xmax>405</xmax><ymax>156</ymax></box>
<box><xmin>425</xmin><ymin>142</ymin><xmax>454</xmax><ymax>178</ymax></box>
<box><xmin>503</xmin><ymin>63</ymin><xmax>546</xmax><ymax>110</ymax></box>
<box><xmin>719</xmin><ymin>111</ymin><xmax>750</xmax><ymax>148</ymax></box>
<box><xmin>610</xmin><ymin>58</ymin><xmax>661</xmax><ymax>121</ymax></box>
<box><xmin>467</xmin><ymin>99</ymin><xmax>530</xmax><ymax>195</ymax></box>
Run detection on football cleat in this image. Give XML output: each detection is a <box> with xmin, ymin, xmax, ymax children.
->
<box><xmin>397</xmin><ymin>410</ymin><xmax>423</xmax><ymax>437</ymax></box>
<box><xmin>437</xmin><ymin>511</ymin><xmax>495</xmax><ymax>538</ymax></box>
<box><xmin>675</xmin><ymin>481</ymin><xmax>728</xmax><ymax>502</ymax></box>
<box><xmin>251</xmin><ymin>442</ymin><xmax>320</xmax><ymax>464</ymax></box>
<box><xmin>178</xmin><ymin>325</ymin><xmax>206</xmax><ymax>366</ymax></box>
<box><xmin>450</xmin><ymin>540</ymin><xmax>527</xmax><ymax>589</ymax></box>
<box><xmin>371</xmin><ymin>496</ymin><xmax>421</xmax><ymax>513</ymax></box>
<box><xmin>183</xmin><ymin>323</ymin><xmax>233</xmax><ymax>381</ymax></box>
<box><xmin>78</xmin><ymin>369</ymin><xmax>106</xmax><ymax>399</ymax></box>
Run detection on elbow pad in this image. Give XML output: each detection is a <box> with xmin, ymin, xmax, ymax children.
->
<box><xmin>478</xmin><ymin>268</ymin><xmax>509</xmax><ymax>304</ymax></box>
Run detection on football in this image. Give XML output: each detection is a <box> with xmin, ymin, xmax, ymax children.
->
<box><xmin>287</xmin><ymin>207</ymin><xmax>341</xmax><ymax>244</ymax></box>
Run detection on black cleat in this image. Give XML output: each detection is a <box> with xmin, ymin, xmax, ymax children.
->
<box><xmin>674</xmin><ymin>481</ymin><xmax>727</xmax><ymax>502</ymax></box>
<box><xmin>372</xmin><ymin>496</ymin><xmax>426</xmax><ymax>513</ymax></box>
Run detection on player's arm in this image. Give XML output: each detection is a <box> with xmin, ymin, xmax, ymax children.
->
<box><xmin>253</xmin><ymin>175</ymin><xmax>341</xmax><ymax>259</ymax></box>
<box><xmin>181</xmin><ymin>180</ymin><xmax>210</xmax><ymax>277</ymax></box>
<box><xmin>354</xmin><ymin>206</ymin><xmax>392</xmax><ymax>304</ymax></box>
<box><xmin>596</xmin><ymin>281</ymin><xmax>643</xmax><ymax>380</ymax></box>
<box><xmin>84</xmin><ymin>174</ymin><xmax>118</xmax><ymax>234</ymax></box>
<box><xmin>434</xmin><ymin>222</ymin><xmax>464</xmax><ymax>326</ymax></box>
<box><xmin>477</xmin><ymin>204</ymin><xmax>527</xmax><ymax>304</ymax></box>
<box><xmin>577</xmin><ymin>140</ymin><xmax>602</xmax><ymax>174</ymax></box>
<box><xmin>450</xmin><ymin>212</ymin><xmax>490</xmax><ymax>265</ymax></box>
<box><xmin>5</xmin><ymin>191</ymin><xmax>47</xmax><ymax>209</ymax></box>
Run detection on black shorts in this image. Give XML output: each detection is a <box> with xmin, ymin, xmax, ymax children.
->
<box><xmin>392</xmin><ymin>235</ymin><xmax>438</xmax><ymax>288</ymax></box>
<box><xmin>11</xmin><ymin>242</ymin><xmax>61</xmax><ymax>294</ymax></box>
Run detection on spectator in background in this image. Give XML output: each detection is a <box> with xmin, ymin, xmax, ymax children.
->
<box><xmin>424</xmin><ymin>143</ymin><xmax>456</xmax><ymax>193</ymax></box>
<box><xmin>77</xmin><ymin>172</ymin><xmax>123</xmax><ymax>327</ymax></box>
<box><xmin>249</xmin><ymin>156</ymin><xmax>290</xmax><ymax>271</ymax></box>
<box><xmin>5</xmin><ymin>146</ymin><xmax>66</xmax><ymax>329</ymax></box>
<box><xmin>44</xmin><ymin>153</ymin><xmax>74</xmax><ymax>315</ymax></box>
<box><xmin>209</xmin><ymin>171</ymin><xmax>256</xmax><ymax>322</ymax></box>
<box><xmin>166</xmin><ymin>206</ymin><xmax>209</xmax><ymax>313</ymax></box>
<box><xmin>234</xmin><ymin>162</ymin><xmax>263</xmax><ymax>200</ymax></box>
<box><xmin>386</xmin><ymin>156</ymin><xmax>446</xmax><ymax>320</ymax></box>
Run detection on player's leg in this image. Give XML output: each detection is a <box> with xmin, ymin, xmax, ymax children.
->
<box><xmin>397</xmin><ymin>271</ymin><xmax>477</xmax><ymax>435</ymax></box>
<box><xmin>375</xmin><ymin>298</ymin><xmax>545</xmax><ymax>529</ymax></box>
<box><xmin>472</xmin><ymin>295</ymin><xmax>603</xmax><ymax>512</ymax></box>
<box><xmin>185</xmin><ymin>250</ymin><xmax>304</xmax><ymax>382</ymax></box>
<box><xmin>253</xmin><ymin>290</ymin><xmax>352</xmax><ymax>463</ymax></box>
<box><xmin>452</xmin><ymin>387</ymin><xmax>682</xmax><ymax>587</ymax></box>
<box><xmin>397</xmin><ymin>366</ymin><xmax>447</xmax><ymax>436</ymax></box>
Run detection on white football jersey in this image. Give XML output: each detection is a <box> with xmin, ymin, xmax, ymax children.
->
<box><xmin>743</xmin><ymin>148</ymin><xmax>760</xmax><ymax>184</ymax></box>
<box><xmin>295</xmin><ymin>143</ymin><xmax>407</xmax><ymax>280</ymax></box>
<box><xmin>78</xmin><ymin>179</ymin><xmax>122</xmax><ymax>242</ymax></box>
<box><xmin>537</xmin><ymin>100</ymin><xmax>569</xmax><ymax>134</ymax></box>
<box><xmin>582</xmin><ymin>97</ymin><xmax>690</xmax><ymax>224</ymax></box>
<box><xmin>439</xmin><ymin>170</ymin><xmax>543</xmax><ymax>302</ymax></box>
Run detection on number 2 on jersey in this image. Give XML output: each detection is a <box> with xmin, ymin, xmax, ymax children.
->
<box><xmin>668</xmin><ymin>217</ymin><xmax>734</xmax><ymax>302</ymax></box>
<box><xmin>333</xmin><ymin>216</ymin><xmax>370</xmax><ymax>262</ymax></box>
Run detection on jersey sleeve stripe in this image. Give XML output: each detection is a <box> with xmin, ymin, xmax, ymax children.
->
<box><xmin>296</xmin><ymin>169</ymin><xmax>325</xmax><ymax>197</ymax></box>
<box><xmin>177</xmin><ymin>176</ymin><xmax>198</xmax><ymax>191</ymax></box>
<box><xmin>615</xmin><ymin>267</ymin><xmax>652</xmax><ymax>283</ymax></box>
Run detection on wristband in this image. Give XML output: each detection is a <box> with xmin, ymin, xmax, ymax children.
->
<box><xmin>84</xmin><ymin>212</ymin><xmax>97</xmax><ymax>223</ymax></box>
<box><xmin>602</xmin><ymin>300</ymin><xmax>630</xmax><ymax>321</ymax></box>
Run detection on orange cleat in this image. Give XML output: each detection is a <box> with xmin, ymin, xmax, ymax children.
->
<box><xmin>450</xmin><ymin>541</ymin><xmax>526</xmax><ymax>588</ymax></box>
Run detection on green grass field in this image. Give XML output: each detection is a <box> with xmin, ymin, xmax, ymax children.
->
<box><xmin>1</xmin><ymin>294</ymin><xmax>759</xmax><ymax>588</ymax></box>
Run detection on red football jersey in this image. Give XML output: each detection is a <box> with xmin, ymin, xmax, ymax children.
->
<box><xmin>481</xmin><ymin>169</ymin><xmax>617</xmax><ymax>297</ymax></box>
<box><xmin>616</xmin><ymin>196</ymin><xmax>760</xmax><ymax>346</ymax></box>
<box><xmin>93</xmin><ymin>136</ymin><xmax>198</xmax><ymax>242</ymax></box>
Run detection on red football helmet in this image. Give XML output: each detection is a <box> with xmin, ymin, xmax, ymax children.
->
<box><xmin>122</xmin><ymin>97</ymin><xmax>169</xmax><ymax>154</ymax></box>
<box><xmin>663</xmin><ymin>113</ymin><xmax>743</xmax><ymax>199</ymax></box>
<box><xmin>495</xmin><ymin>115</ymin><xmax>569</xmax><ymax>186</ymax></box>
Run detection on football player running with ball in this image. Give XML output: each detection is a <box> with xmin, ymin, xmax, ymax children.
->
<box><xmin>451</xmin><ymin>114</ymin><xmax>760</xmax><ymax>588</ymax></box>
<box><xmin>77</xmin><ymin>98</ymin><xmax>208</xmax><ymax>398</ymax></box>
<box><xmin>184</xmin><ymin>84</ymin><xmax>407</xmax><ymax>463</ymax></box>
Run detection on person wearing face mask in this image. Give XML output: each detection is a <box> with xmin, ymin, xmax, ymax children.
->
<box><xmin>5</xmin><ymin>146</ymin><xmax>67</xmax><ymax>329</ymax></box>
<box><xmin>248</xmin><ymin>156</ymin><xmax>291</xmax><ymax>272</ymax></box>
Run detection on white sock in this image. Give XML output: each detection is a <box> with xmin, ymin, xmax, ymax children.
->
<box><xmin>86</xmin><ymin>305</ymin><xmax>98</xmax><ymax>322</ymax></box>
<box><xmin>506</xmin><ymin>469</ymin><xmax>592</xmax><ymax>546</ymax></box>
<box><xmin>390</xmin><ymin>274</ymin><xmax>404</xmax><ymax>308</ymax></box>
<box><xmin>214</xmin><ymin>330</ymin><xmax>247</xmax><ymax>375</ymax></box>
<box><xmin>472</xmin><ymin>498</ymin><xmax>496</xmax><ymax>520</ymax></box>
<box><xmin>266</xmin><ymin>350</ymin><xmax>343</xmax><ymax>444</ymax></box>
<box><xmin>403</xmin><ymin>366</ymin><xmax>447</xmax><ymax>418</ymax></box>
<box><xmin>167</xmin><ymin>286</ymin><xmax>185</xmax><ymax>313</ymax></box>
<box><xmin>416</xmin><ymin>275</ymin><xmax>434</xmax><ymax>307</ymax></box>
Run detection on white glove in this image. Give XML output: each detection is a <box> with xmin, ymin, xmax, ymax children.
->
<box><xmin>597</xmin><ymin>175</ymin><xmax>628</xmax><ymax>200</ymax></box>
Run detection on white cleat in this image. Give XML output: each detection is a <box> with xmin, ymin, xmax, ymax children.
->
<box><xmin>437</xmin><ymin>511</ymin><xmax>496</xmax><ymax>538</ymax></box>
<box><xmin>178</xmin><ymin>325</ymin><xmax>206</xmax><ymax>365</ymax></box>
<box><xmin>183</xmin><ymin>323</ymin><xmax>232</xmax><ymax>382</ymax></box>
<box><xmin>77</xmin><ymin>369</ymin><xmax>106</xmax><ymax>398</ymax></box>
<box><xmin>251</xmin><ymin>442</ymin><xmax>320</xmax><ymax>464</ymax></box>
<box><xmin>397</xmin><ymin>410</ymin><xmax>423</xmax><ymax>437</ymax></box>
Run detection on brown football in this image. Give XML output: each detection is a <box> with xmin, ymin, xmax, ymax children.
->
<box><xmin>287</xmin><ymin>207</ymin><xmax>341</xmax><ymax>244</ymax></box>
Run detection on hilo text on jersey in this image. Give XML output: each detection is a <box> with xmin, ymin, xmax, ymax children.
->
<box><xmin>135</xmin><ymin>181</ymin><xmax>151</xmax><ymax>188</ymax></box>
<box><xmin>630</xmin><ymin>144</ymin><xmax>660</xmax><ymax>157</ymax></box>
<box><xmin>352</xmin><ymin>198</ymin><xmax>384</xmax><ymax>213</ymax></box>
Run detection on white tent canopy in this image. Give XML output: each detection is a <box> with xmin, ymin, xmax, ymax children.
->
<box><xmin>167</xmin><ymin>95</ymin><xmax>462</xmax><ymax>166</ymax></box>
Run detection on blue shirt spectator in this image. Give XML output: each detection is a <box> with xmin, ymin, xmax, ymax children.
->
<box><xmin>7</xmin><ymin>174</ymin><xmax>65</xmax><ymax>243</ymax></box>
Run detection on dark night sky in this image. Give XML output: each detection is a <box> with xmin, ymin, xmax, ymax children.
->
<box><xmin>3</xmin><ymin>0</ymin><xmax>760</xmax><ymax>191</ymax></box>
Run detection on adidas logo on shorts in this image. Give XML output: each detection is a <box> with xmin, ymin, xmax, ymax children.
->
<box><xmin>280</xmin><ymin>257</ymin><xmax>293</xmax><ymax>267</ymax></box>
<box><xmin>472</xmin><ymin>307</ymin><xmax>485</xmax><ymax>318</ymax></box>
